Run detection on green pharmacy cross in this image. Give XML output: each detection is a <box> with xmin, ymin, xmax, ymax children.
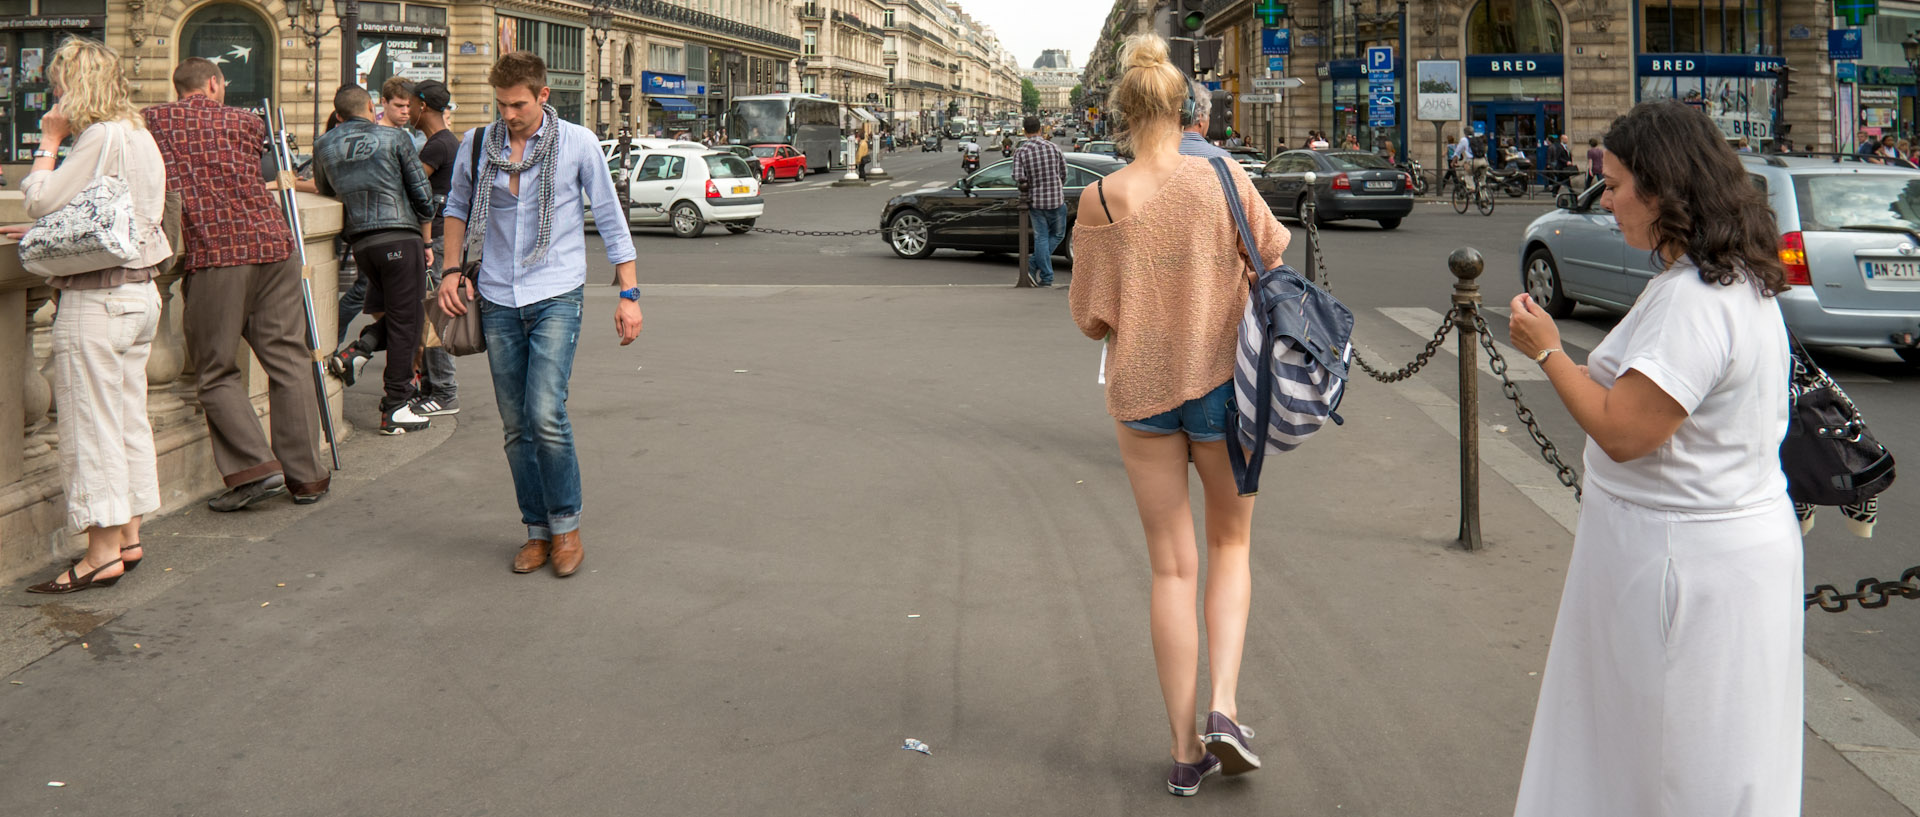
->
<box><xmin>1838</xmin><ymin>0</ymin><xmax>1878</xmax><ymax>26</ymax></box>
<box><xmin>1256</xmin><ymin>1</ymin><xmax>1287</xmax><ymax>27</ymax></box>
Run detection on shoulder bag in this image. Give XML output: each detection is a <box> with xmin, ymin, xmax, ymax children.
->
<box><xmin>425</xmin><ymin>124</ymin><xmax>487</xmax><ymax>356</ymax></box>
<box><xmin>1782</xmin><ymin>329</ymin><xmax>1894</xmax><ymax>506</ymax></box>
<box><xmin>18</xmin><ymin>121</ymin><xmax>147</xmax><ymax>278</ymax></box>
<box><xmin>1209</xmin><ymin>156</ymin><xmax>1355</xmax><ymax>497</ymax></box>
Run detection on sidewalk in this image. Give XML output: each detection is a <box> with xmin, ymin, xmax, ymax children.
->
<box><xmin>0</xmin><ymin>284</ymin><xmax>1908</xmax><ymax>815</ymax></box>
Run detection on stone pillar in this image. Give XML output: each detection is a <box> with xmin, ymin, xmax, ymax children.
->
<box><xmin>24</xmin><ymin>289</ymin><xmax>54</xmax><ymax>466</ymax></box>
<box><xmin>143</xmin><ymin>268</ymin><xmax>192</xmax><ymax>428</ymax></box>
<box><xmin>1780</xmin><ymin>0</ymin><xmax>1838</xmax><ymax>152</ymax></box>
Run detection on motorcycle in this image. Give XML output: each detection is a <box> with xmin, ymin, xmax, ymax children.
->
<box><xmin>962</xmin><ymin>146</ymin><xmax>981</xmax><ymax>174</ymax></box>
<box><xmin>1396</xmin><ymin>158</ymin><xmax>1427</xmax><ymax>196</ymax></box>
<box><xmin>1488</xmin><ymin>146</ymin><xmax>1533</xmax><ymax>198</ymax></box>
<box><xmin>1000</xmin><ymin>138</ymin><xmax>1014</xmax><ymax>157</ymax></box>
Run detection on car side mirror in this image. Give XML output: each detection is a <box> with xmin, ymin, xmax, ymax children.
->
<box><xmin>1556</xmin><ymin>191</ymin><xmax>1579</xmax><ymax>211</ymax></box>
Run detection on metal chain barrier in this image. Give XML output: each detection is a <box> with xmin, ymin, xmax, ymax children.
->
<box><xmin>1807</xmin><ymin>567</ymin><xmax>1920</xmax><ymax>613</ymax></box>
<box><xmin>1306</xmin><ymin>213</ymin><xmax>1459</xmax><ymax>384</ymax></box>
<box><xmin>742</xmin><ymin>199</ymin><xmax>1018</xmax><ymax>238</ymax></box>
<box><xmin>1469</xmin><ymin>311</ymin><xmax>1583</xmax><ymax>500</ymax></box>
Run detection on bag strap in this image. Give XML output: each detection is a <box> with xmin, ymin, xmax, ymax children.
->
<box><xmin>461</xmin><ymin>124</ymin><xmax>486</xmax><ymax>267</ymax></box>
<box><xmin>1210</xmin><ymin>156</ymin><xmax>1276</xmax><ymax>496</ymax></box>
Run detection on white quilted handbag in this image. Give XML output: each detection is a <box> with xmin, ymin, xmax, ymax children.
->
<box><xmin>18</xmin><ymin>121</ymin><xmax>145</xmax><ymax>278</ymax></box>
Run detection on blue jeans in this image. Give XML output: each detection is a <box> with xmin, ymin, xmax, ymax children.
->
<box><xmin>479</xmin><ymin>287</ymin><xmax>584</xmax><ymax>541</ymax></box>
<box><xmin>1029</xmin><ymin>204</ymin><xmax>1068</xmax><ymax>285</ymax></box>
<box><xmin>1121</xmin><ymin>381</ymin><xmax>1233</xmax><ymax>442</ymax></box>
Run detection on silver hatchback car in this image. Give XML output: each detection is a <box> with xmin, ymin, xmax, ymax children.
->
<box><xmin>1520</xmin><ymin>153</ymin><xmax>1920</xmax><ymax>365</ymax></box>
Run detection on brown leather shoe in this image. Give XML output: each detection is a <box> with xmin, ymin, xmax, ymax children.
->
<box><xmin>512</xmin><ymin>539</ymin><xmax>550</xmax><ymax>573</ymax></box>
<box><xmin>550</xmin><ymin>530</ymin><xmax>583</xmax><ymax>578</ymax></box>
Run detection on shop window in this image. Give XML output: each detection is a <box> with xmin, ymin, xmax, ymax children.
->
<box><xmin>39</xmin><ymin>0</ymin><xmax>105</xmax><ymax>14</ymax></box>
<box><xmin>543</xmin><ymin>24</ymin><xmax>582</xmax><ymax>72</ymax></box>
<box><xmin>1642</xmin><ymin>1</ymin><xmax>1774</xmax><ymax>55</ymax></box>
<box><xmin>180</xmin><ymin>3</ymin><xmax>274</xmax><ymax>112</ymax></box>
<box><xmin>1466</xmin><ymin>0</ymin><xmax>1562</xmax><ymax>55</ymax></box>
<box><xmin>405</xmin><ymin>5</ymin><xmax>447</xmax><ymax>27</ymax></box>
<box><xmin>360</xmin><ymin>2</ymin><xmax>401</xmax><ymax>23</ymax></box>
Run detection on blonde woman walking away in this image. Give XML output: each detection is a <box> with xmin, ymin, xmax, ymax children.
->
<box><xmin>12</xmin><ymin>37</ymin><xmax>171</xmax><ymax>593</ymax></box>
<box><xmin>1068</xmin><ymin>32</ymin><xmax>1291</xmax><ymax>797</ymax></box>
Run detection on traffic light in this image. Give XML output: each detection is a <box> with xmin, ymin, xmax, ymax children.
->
<box><xmin>1207</xmin><ymin>89</ymin><xmax>1232</xmax><ymax>141</ymax></box>
<box><xmin>1177</xmin><ymin>0</ymin><xmax>1207</xmax><ymax>34</ymax></box>
<box><xmin>1170</xmin><ymin>37</ymin><xmax>1195</xmax><ymax>78</ymax></box>
<box><xmin>1771</xmin><ymin>63</ymin><xmax>1793</xmax><ymax>105</ymax></box>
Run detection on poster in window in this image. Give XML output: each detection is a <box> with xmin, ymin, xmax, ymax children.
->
<box><xmin>19</xmin><ymin>48</ymin><xmax>41</xmax><ymax>84</ymax></box>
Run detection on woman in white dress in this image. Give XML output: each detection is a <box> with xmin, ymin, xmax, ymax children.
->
<box><xmin>1507</xmin><ymin>100</ymin><xmax>1802</xmax><ymax>816</ymax></box>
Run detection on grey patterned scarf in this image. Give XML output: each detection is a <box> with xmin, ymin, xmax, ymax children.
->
<box><xmin>464</xmin><ymin>104</ymin><xmax>563</xmax><ymax>267</ymax></box>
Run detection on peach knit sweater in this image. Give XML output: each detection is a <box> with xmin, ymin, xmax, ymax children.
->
<box><xmin>1068</xmin><ymin>157</ymin><xmax>1292</xmax><ymax>421</ymax></box>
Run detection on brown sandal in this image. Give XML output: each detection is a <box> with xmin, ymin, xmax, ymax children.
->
<box><xmin>28</xmin><ymin>558</ymin><xmax>124</xmax><ymax>594</ymax></box>
<box><xmin>71</xmin><ymin>542</ymin><xmax>141</xmax><ymax>573</ymax></box>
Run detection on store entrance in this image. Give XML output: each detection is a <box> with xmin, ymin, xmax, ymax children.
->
<box><xmin>1470</xmin><ymin>101</ymin><xmax>1563</xmax><ymax>174</ymax></box>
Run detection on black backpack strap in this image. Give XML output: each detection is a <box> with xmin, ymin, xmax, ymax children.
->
<box><xmin>1209</xmin><ymin>156</ymin><xmax>1274</xmax><ymax>496</ymax></box>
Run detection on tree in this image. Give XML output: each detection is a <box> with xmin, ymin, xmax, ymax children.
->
<box><xmin>1021</xmin><ymin>78</ymin><xmax>1041</xmax><ymax>114</ymax></box>
<box><xmin>1069</xmin><ymin>84</ymin><xmax>1084</xmax><ymax>112</ymax></box>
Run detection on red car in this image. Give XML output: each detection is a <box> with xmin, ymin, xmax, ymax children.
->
<box><xmin>750</xmin><ymin>144</ymin><xmax>808</xmax><ymax>182</ymax></box>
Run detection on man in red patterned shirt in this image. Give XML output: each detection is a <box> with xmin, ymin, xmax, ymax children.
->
<box><xmin>144</xmin><ymin>57</ymin><xmax>330</xmax><ymax>509</ymax></box>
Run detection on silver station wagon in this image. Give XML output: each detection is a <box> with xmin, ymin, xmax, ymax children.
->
<box><xmin>1520</xmin><ymin>153</ymin><xmax>1920</xmax><ymax>366</ymax></box>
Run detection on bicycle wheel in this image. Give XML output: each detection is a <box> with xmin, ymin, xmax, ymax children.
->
<box><xmin>1476</xmin><ymin>188</ymin><xmax>1496</xmax><ymax>216</ymax></box>
<box><xmin>1452</xmin><ymin>182</ymin><xmax>1471</xmax><ymax>214</ymax></box>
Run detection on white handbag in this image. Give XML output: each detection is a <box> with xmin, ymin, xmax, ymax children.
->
<box><xmin>18</xmin><ymin>122</ymin><xmax>146</xmax><ymax>278</ymax></box>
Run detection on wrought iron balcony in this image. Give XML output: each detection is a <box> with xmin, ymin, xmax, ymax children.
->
<box><xmin>619</xmin><ymin>0</ymin><xmax>802</xmax><ymax>52</ymax></box>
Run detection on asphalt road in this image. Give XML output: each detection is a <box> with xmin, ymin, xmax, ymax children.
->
<box><xmin>604</xmin><ymin>143</ymin><xmax>1920</xmax><ymax>742</ymax></box>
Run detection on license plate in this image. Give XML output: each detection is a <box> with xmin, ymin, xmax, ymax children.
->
<box><xmin>1365</xmin><ymin>180</ymin><xmax>1395</xmax><ymax>190</ymax></box>
<box><xmin>1864</xmin><ymin>260</ymin><xmax>1920</xmax><ymax>280</ymax></box>
<box><xmin>733</xmin><ymin>185</ymin><xmax>751</xmax><ymax>194</ymax></box>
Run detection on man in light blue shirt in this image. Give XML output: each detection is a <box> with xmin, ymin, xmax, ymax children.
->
<box><xmin>437</xmin><ymin>51</ymin><xmax>641</xmax><ymax>578</ymax></box>
<box><xmin>1178</xmin><ymin>80</ymin><xmax>1231</xmax><ymax>159</ymax></box>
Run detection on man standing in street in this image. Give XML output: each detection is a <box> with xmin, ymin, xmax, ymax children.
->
<box><xmin>1011</xmin><ymin>114</ymin><xmax>1066</xmax><ymax>288</ymax></box>
<box><xmin>411</xmin><ymin>79</ymin><xmax>460</xmax><ymax>418</ymax></box>
<box><xmin>437</xmin><ymin>52</ymin><xmax>641</xmax><ymax>578</ymax></box>
<box><xmin>314</xmin><ymin>85</ymin><xmax>436</xmax><ymax>435</ymax></box>
<box><xmin>379</xmin><ymin>77</ymin><xmax>425</xmax><ymax>150</ymax></box>
<box><xmin>144</xmin><ymin>57</ymin><xmax>331</xmax><ymax>509</ymax></box>
<box><xmin>1178</xmin><ymin>81</ymin><xmax>1230</xmax><ymax>159</ymax></box>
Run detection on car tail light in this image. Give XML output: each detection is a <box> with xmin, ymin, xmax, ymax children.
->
<box><xmin>1331</xmin><ymin>173</ymin><xmax>1351</xmax><ymax>190</ymax></box>
<box><xmin>705</xmin><ymin>180</ymin><xmax>721</xmax><ymax>199</ymax></box>
<box><xmin>1780</xmin><ymin>231</ymin><xmax>1811</xmax><ymax>286</ymax></box>
<box><xmin>1403</xmin><ymin>172</ymin><xmax>1414</xmax><ymax>191</ymax></box>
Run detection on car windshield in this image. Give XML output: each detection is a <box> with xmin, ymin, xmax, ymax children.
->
<box><xmin>732</xmin><ymin>100</ymin><xmax>788</xmax><ymax>145</ymax></box>
<box><xmin>751</xmin><ymin>146</ymin><xmax>777</xmax><ymax>157</ymax></box>
<box><xmin>1793</xmin><ymin>173</ymin><xmax>1920</xmax><ymax>233</ymax></box>
<box><xmin>1325</xmin><ymin>152</ymin><xmax>1392</xmax><ymax>170</ymax></box>
<box><xmin>706</xmin><ymin>155</ymin><xmax>752</xmax><ymax>179</ymax></box>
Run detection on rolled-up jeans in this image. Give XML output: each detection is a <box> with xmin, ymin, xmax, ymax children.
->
<box><xmin>51</xmin><ymin>282</ymin><xmax>163</xmax><ymax>532</ymax></box>
<box><xmin>479</xmin><ymin>286</ymin><xmax>583</xmax><ymax>542</ymax></box>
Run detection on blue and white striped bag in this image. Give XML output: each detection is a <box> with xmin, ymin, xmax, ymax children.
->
<box><xmin>1209</xmin><ymin>158</ymin><xmax>1355</xmax><ymax>496</ymax></box>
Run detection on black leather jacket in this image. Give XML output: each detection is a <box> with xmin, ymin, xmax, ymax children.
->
<box><xmin>311</xmin><ymin>118</ymin><xmax>433</xmax><ymax>241</ymax></box>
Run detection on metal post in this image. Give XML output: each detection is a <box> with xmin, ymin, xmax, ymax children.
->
<box><xmin>1451</xmin><ymin>247</ymin><xmax>1485</xmax><ymax>551</ymax></box>
<box><xmin>1016</xmin><ymin>179</ymin><xmax>1035</xmax><ymax>287</ymax></box>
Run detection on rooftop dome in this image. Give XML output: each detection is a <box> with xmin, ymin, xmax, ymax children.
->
<box><xmin>1032</xmin><ymin>49</ymin><xmax>1074</xmax><ymax>70</ymax></box>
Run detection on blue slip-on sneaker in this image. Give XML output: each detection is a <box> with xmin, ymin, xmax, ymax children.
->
<box><xmin>1167</xmin><ymin>752</ymin><xmax>1221</xmax><ymax>796</ymax></box>
<box><xmin>1203</xmin><ymin>711</ymin><xmax>1261</xmax><ymax>775</ymax></box>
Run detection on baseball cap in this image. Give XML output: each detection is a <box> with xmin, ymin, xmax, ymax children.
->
<box><xmin>413</xmin><ymin>79</ymin><xmax>454</xmax><ymax>112</ymax></box>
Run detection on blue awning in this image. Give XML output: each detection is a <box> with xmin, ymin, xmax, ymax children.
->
<box><xmin>650</xmin><ymin>96</ymin><xmax>697</xmax><ymax>112</ymax></box>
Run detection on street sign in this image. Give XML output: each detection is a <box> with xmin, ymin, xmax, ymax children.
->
<box><xmin>1370</xmin><ymin>92</ymin><xmax>1395</xmax><ymax>107</ymax></box>
<box><xmin>1367</xmin><ymin>46</ymin><xmax>1394</xmax><ymax>74</ymax></box>
<box><xmin>1262</xmin><ymin>28</ymin><xmax>1290</xmax><ymax>56</ymax></box>
<box><xmin>1267</xmin><ymin>56</ymin><xmax>1286</xmax><ymax>72</ymax></box>
<box><xmin>1253</xmin><ymin>77</ymin><xmax>1304</xmax><ymax>89</ymax></box>
<box><xmin>1239</xmin><ymin>93</ymin><xmax>1280</xmax><ymax>104</ymax></box>
<box><xmin>1830</xmin><ymin>28</ymin><xmax>1864</xmax><ymax>61</ymax></box>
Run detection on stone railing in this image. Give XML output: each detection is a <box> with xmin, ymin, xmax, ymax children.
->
<box><xmin>0</xmin><ymin>192</ymin><xmax>348</xmax><ymax>584</ymax></box>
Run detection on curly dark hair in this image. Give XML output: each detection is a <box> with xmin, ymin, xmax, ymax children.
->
<box><xmin>1602</xmin><ymin>101</ymin><xmax>1788</xmax><ymax>296</ymax></box>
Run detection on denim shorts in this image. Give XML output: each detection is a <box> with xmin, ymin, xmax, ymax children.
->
<box><xmin>1121</xmin><ymin>381</ymin><xmax>1233</xmax><ymax>442</ymax></box>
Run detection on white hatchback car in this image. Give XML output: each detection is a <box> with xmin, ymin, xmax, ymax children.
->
<box><xmin>619</xmin><ymin>148</ymin><xmax>764</xmax><ymax>238</ymax></box>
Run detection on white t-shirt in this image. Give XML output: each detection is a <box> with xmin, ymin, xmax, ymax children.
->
<box><xmin>1582</xmin><ymin>259</ymin><xmax>1791</xmax><ymax>512</ymax></box>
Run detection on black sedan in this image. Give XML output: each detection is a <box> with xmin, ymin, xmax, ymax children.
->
<box><xmin>1252</xmin><ymin>150</ymin><xmax>1414</xmax><ymax>230</ymax></box>
<box><xmin>880</xmin><ymin>154</ymin><xmax>1127</xmax><ymax>260</ymax></box>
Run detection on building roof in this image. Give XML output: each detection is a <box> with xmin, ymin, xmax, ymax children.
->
<box><xmin>1032</xmin><ymin>49</ymin><xmax>1074</xmax><ymax>70</ymax></box>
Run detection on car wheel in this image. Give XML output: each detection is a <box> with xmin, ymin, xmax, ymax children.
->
<box><xmin>670</xmin><ymin>202</ymin><xmax>706</xmax><ymax>238</ymax></box>
<box><xmin>1295</xmin><ymin>193</ymin><xmax>1319</xmax><ymax>225</ymax></box>
<box><xmin>725</xmin><ymin>219</ymin><xmax>755</xmax><ymax>235</ymax></box>
<box><xmin>1897</xmin><ymin>347</ymin><xmax>1920</xmax><ymax>367</ymax></box>
<box><xmin>887</xmin><ymin>209</ymin><xmax>935</xmax><ymax>259</ymax></box>
<box><xmin>1377</xmin><ymin>217</ymin><xmax>1402</xmax><ymax>230</ymax></box>
<box><xmin>763</xmin><ymin>167</ymin><xmax>773</xmax><ymax>183</ymax></box>
<box><xmin>1523</xmin><ymin>247</ymin><xmax>1575</xmax><ymax>319</ymax></box>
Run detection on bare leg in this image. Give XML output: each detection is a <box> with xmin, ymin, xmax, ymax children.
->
<box><xmin>123</xmin><ymin>516</ymin><xmax>143</xmax><ymax>562</ymax></box>
<box><xmin>75</xmin><ymin>524</ymin><xmax>127</xmax><ymax>581</ymax></box>
<box><xmin>1115</xmin><ymin>421</ymin><xmax>1206</xmax><ymax>763</ymax></box>
<box><xmin>1191</xmin><ymin>440</ymin><xmax>1256</xmax><ymax>720</ymax></box>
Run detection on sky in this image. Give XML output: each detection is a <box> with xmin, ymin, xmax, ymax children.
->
<box><xmin>952</xmin><ymin>0</ymin><xmax>1109</xmax><ymax>73</ymax></box>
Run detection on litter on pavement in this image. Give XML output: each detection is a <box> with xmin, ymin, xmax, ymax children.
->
<box><xmin>902</xmin><ymin>738</ymin><xmax>931</xmax><ymax>755</ymax></box>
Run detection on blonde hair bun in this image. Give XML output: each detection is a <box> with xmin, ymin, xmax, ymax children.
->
<box><xmin>1112</xmin><ymin>34</ymin><xmax>1187</xmax><ymax>156</ymax></box>
<box><xmin>1122</xmin><ymin>34</ymin><xmax>1170</xmax><ymax>71</ymax></box>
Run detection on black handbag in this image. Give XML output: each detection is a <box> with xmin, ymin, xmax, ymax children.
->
<box><xmin>1782</xmin><ymin>332</ymin><xmax>1894</xmax><ymax>506</ymax></box>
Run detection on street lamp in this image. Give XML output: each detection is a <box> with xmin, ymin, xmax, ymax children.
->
<box><xmin>288</xmin><ymin>0</ymin><xmax>343</xmax><ymax>139</ymax></box>
<box><xmin>589</xmin><ymin>0</ymin><xmax>612</xmax><ymax>136</ymax></box>
<box><xmin>334</xmin><ymin>0</ymin><xmax>359</xmax><ymax>89</ymax></box>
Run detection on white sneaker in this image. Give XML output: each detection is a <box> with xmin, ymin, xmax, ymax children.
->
<box><xmin>380</xmin><ymin>402</ymin><xmax>431</xmax><ymax>435</ymax></box>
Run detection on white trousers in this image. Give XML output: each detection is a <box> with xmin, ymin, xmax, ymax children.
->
<box><xmin>1514</xmin><ymin>486</ymin><xmax>1804</xmax><ymax>817</ymax></box>
<box><xmin>51</xmin><ymin>282</ymin><xmax>162</xmax><ymax>532</ymax></box>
